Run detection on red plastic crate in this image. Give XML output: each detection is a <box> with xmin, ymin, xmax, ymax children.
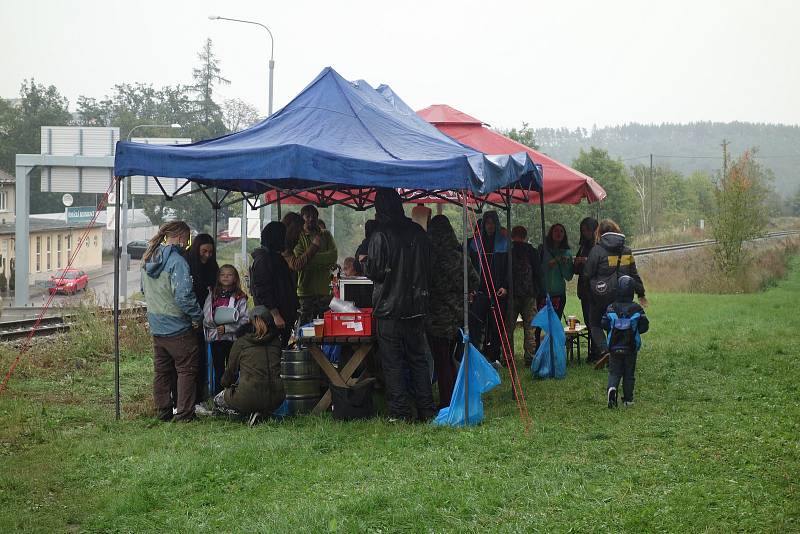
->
<box><xmin>323</xmin><ymin>308</ymin><xmax>374</xmax><ymax>337</ymax></box>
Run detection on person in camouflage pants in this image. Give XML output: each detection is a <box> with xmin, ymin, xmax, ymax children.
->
<box><xmin>425</xmin><ymin>215</ymin><xmax>480</xmax><ymax>409</ymax></box>
<box><xmin>510</xmin><ymin>226</ymin><xmax>545</xmax><ymax>366</ymax></box>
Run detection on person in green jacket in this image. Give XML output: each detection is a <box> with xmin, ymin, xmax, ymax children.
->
<box><xmin>213</xmin><ymin>306</ymin><xmax>285</xmax><ymax>426</ymax></box>
<box><xmin>294</xmin><ymin>205</ymin><xmax>338</xmax><ymax>326</ymax></box>
<box><xmin>537</xmin><ymin>223</ymin><xmax>574</xmax><ymax>318</ymax></box>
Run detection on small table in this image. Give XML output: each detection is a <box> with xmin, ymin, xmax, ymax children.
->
<box><xmin>564</xmin><ymin>324</ymin><xmax>590</xmax><ymax>364</ymax></box>
<box><xmin>300</xmin><ymin>335</ymin><xmax>376</xmax><ymax>414</ymax></box>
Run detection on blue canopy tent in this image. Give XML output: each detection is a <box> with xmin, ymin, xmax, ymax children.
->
<box><xmin>110</xmin><ymin>67</ymin><xmax>544</xmax><ymax>422</ymax></box>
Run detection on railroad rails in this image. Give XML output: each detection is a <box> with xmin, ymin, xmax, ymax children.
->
<box><xmin>632</xmin><ymin>230</ymin><xmax>798</xmax><ymax>257</ymax></box>
<box><xmin>0</xmin><ymin>306</ymin><xmax>146</xmax><ymax>342</ymax></box>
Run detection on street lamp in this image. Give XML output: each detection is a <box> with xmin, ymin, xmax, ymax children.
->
<box><xmin>209</xmin><ymin>14</ymin><xmax>277</xmax><ymax>264</ymax></box>
<box><xmin>127</xmin><ymin>123</ymin><xmax>181</xmax><ymax>140</ymax></box>
<box><xmin>208</xmin><ymin>15</ymin><xmax>274</xmax><ymax>116</ymax></box>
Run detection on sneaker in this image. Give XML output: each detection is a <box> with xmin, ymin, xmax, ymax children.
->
<box><xmin>607</xmin><ymin>387</ymin><xmax>618</xmax><ymax>409</ymax></box>
<box><xmin>491</xmin><ymin>360</ymin><xmax>502</xmax><ymax>370</ymax></box>
<box><xmin>194</xmin><ymin>403</ymin><xmax>212</xmax><ymax>416</ymax></box>
<box><xmin>623</xmin><ymin>401</ymin><xmax>634</xmax><ymax>408</ymax></box>
<box><xmin>247</xmin><ymin>412</ymin><xmax>263</xmax><ymax>427</ymax></box>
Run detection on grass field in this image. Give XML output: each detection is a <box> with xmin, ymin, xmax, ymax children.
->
<box><xmin>1</xmin><ymin>260</ymin><xmax>799</xmax><ymax>532</ymax></box>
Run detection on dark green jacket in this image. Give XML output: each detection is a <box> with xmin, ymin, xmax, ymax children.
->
<box><xmin>221</xmin><ymin>330</ymin><xmax>284</xmax><ymax>414</ymax></box>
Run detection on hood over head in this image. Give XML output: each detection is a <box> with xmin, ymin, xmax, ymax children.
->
<box><xmin>428</xmin><ymin>214</ymin><xmax>459</xmax><ymax>250</ymax></box>
<box><xmin>599</xmin><ymin>231</ymin><xmax>626</xmax><ymax>252</ymax></box>
<box><xmin>374</xmin><ymin>188</ymin><xmax>405</xmax><ymax>223</ymax></box>
<box><xmin>616</xmin><ymin>275</ymin><xmax>635</xmax><ymax>303</ymax></box>
<box><xmin>145</xmin><ymin>244</ymin><xmax>183</xmax><ymax>278</ymax></box>
<box><xmin>260</xmin><ymin>221</ymin><xmax>287</xmax><ymax>252</ymax></box>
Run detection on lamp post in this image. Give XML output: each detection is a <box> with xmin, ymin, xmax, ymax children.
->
<box><xmin>209</xmin><ymin>15</ymin><xmax>277</xmax><ymax>236</ymax></box>
<box><xmin>208</xmin><ymin>16</ymin><xmax>274</xmax><ymax>116</ymax></box>
<box><xmin>123</xmin><ymin>124</ymin><xmax>181</xmax><ymax>302</ymax></box>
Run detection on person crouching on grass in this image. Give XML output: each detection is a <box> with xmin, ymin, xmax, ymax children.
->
<box><xmin>203</xmin><ymin>264</ymin><xmax>249</xmax><ymax>397</ymax></box>
<box><xmin>213</xmin><ymin>306</ymin><xmax>285</xmax><ymax>427</ymax></box>
<box><xmin>602</xmin><ymin>275</ymin><xmax>649</xmax><ymax>408</ymax></box>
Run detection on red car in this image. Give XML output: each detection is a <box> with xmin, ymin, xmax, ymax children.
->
<box><xmin>48</xmin><ymin>269</ymin><xmax>89</xmax><ymax>295</ymax></box>
<box><xmin>217</xmin><ymin>230</ymin><xmax>237</xmax><ymax>243</ymax></box>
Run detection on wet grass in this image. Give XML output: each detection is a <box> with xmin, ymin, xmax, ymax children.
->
<box><xmin>0</xmin><ymin>259</ymin><xmax>798</xmax><ymax>532</ymax></box>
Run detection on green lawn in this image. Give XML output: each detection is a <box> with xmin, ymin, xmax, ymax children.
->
<box><xmin>1</xmin><ymin>260</ymin><xmax>799</xmax><ymax>532</ymax></box>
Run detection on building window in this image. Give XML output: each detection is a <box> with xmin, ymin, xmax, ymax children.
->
<box><xmin>35</xmin><ymin>236</ymin><xmax>41</xmax><ymax>272</ymax></box>
<box><xmin>46</xmin><ymin>236</ymin><xmax>51</xmax><ymax>271</ymax></box>
<box><xmin>0</xmin><ymin>191</ymin><xmax>6</xmax><ymax>212</ymax></box>
<box><xmin>93</xmin><ymin>235</ymin><xmax>98</xmax><ymax>248</ymax></box>
<box><xmin>56</xmin><ymin>235</ymin><xmax>62</xmax><ymax>269</ymax></box>
<box><xmin>66</xmin><ymin>235</ymin><xmax>72</xmax><ymax>263</ymax></box>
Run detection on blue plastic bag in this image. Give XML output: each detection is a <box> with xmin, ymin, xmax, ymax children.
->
<box><xmin>433</xmin><ymin>336</ymin><xmax>501</xmax><ymax>426</ymax></box>
<box><xmin>322</xmin><ymin>344</ymin><xmax>341</xmax><ymax>364</ymax></box>
<box><xmin>531</xmin><ymin>296</ymin><xmax>567</xmax><ymax>379</ymax></box>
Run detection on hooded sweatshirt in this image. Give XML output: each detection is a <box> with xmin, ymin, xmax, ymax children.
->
<box><xmin>141</xmin><ymin>243</ymin><xmax>203</xmax><ymax>337</ymax></box>
<box><xmin>365</xmin><ymin>188</ymin><xmax>431</xmax><ymax>319</ymax></box>
<box><xmin>249</xmin><ymin>222</ymin><xmax>299</xmax><ymax>330</ymax></box>
<box><xmin>583</xmin><ymin>232</ymin><xmax>646</xmax><ymax>302</ymax></box>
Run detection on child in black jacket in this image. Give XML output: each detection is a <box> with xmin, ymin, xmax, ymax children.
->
<box><xmin>602</xmin><ymin>275</ymin><xmax>650</xmax><ymax>408</ymax></box>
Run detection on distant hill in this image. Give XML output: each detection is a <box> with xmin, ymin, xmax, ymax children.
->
<box><xmin>531</xmin><ymin>122</ymin><xmax>800</xmax><ymax>196</ymax></box>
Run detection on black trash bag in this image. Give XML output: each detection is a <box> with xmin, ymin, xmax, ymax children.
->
<box><xmin>331</xmin><ymin>378</ymin><xmax>376</xmax><ymax>421</ymax></box>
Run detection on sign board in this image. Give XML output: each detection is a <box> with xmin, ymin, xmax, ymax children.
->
<box><xmin>66</xmin><ymin>206</ymin><xmax>96</xmax><ymax>223</ymax></box>
<box><xmin>227</xmin><ymin>218</ymin><xmax>261</xmax><ymax>239</ymax></box>
<box><xmin>40</xmin><ymin>126</ymin><xmax>119</xmax><ymax>194</ymax></box>
<box><xmin>62</xmin><ymin>193</ymin><xmax>74</xmax><ymax>207</ymax></box>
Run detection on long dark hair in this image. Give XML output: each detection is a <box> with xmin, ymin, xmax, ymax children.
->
<box><xmin>185</xmin><ymin>233</ymin><xmax>218</xmax><ymax>276</ymax></box>
<box><xmin>545</xmin><ymin>223</ymin><xmax>570</xmax><ymax>250</ymax></box>
<box><xmin>213</xmin><ymin>264</ymin><xmax>246</xmax><ymax>299</ymax></box>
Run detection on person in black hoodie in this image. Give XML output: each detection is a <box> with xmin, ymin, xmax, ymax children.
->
<box><xmin>602</xmin><ymin>275</ymin><xmax>649</xmax><ymax>408</ymax></box>
<box><xmin>574</xmin><ymin>217</ymin><xmax>599</xmax><ymax>362</ymax></box>
<box><xmin>354</xmin><ymin>219</ymin><xmax>378</xmax><ymax>275</ymax></box>
<box><xmin>583</xmin><ymin>219</ymin><xmax>648</xmax><ymax>368</ymax></box>
<box><xmin>365</xmin><ymin>188</ymin><xmax>435</xmax><ymax>422</ymax></box>
<box><xmin>468</xmin><ymin>210</ymin><xmax>509</xmax><ymax>366</ymax></box>
<box><xmin>249</xmin><ymin>222</ymin><xmax>299</xmax><ymax>346</ymax></box>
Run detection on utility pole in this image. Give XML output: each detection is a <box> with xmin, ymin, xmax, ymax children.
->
<box><xmin>721</xmin><ymin>139</ymin><xmax>730</xmax><ymax>180</ymax></box>
<box><xmin>649</xmin><ymin>154</ymin><xmax>654</xmax><ymax>236</ymax></box>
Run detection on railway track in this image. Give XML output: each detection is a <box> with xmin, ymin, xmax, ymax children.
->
<box><xmin>632</xmin><ymin>230</ymin><xmax>798</xmax><ymax>257</ymax></box>
<box><xmin>0</xmin><ymin>306</ymin><xmax>147</xmax><ymax>342</ymax></box>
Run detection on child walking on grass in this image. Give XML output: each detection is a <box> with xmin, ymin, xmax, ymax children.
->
<box><xmin>203</xmin><ymin>265</ymin><xmax>249</xmax><ymax>396</ymax></box>
<box><xmin>602</xmin><ymin>275</ymin><xmax>649</xmax><ymax>408</ymax></box>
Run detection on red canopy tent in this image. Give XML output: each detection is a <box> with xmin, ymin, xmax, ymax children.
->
<box><xmin>263</xmin><ymin>105</ymin><xmax>605</xmax><ymax>209</ymax></box>
<box><xmin>417</xmin><ymin>104</ymin><xmax>606</xmax><ymax>205</ymax></box>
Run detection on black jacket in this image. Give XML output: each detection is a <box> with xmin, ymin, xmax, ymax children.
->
<box><xmin>583</xmin><ymin>232</ymin><xmax>645</xmax><ymax>302</ymax></box>
<box><xmin>365</xmin><ymin>189</ymin><xmax>431</xmax><ymax>320</ymax></box>
<box><xmin>250</xmin><ymin>247</ymin><xmax>298</xmax><ymax>329</ymax></box>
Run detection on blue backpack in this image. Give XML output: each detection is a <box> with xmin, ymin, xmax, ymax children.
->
<box><xmin>606</xmin><ymin>311</ymin><xmax>642</xmax><ymax>353</ymax></box>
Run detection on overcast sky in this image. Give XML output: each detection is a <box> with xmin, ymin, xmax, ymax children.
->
<box><xmin>2</xmin><ymin>0</ymin><xmax>798</xmax><ymax>130</ymax></box>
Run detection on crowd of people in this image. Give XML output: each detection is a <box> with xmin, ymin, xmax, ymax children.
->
<box><xmin>140</xmin><ymin>188</ymin><xmax>649</xmax><ymax>424</ymax></box>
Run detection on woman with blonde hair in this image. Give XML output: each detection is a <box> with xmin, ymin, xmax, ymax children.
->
<box><xmin>141</xmin><ymin>221</ymin><xmax>203</xmax><ymax>422</ymax></box>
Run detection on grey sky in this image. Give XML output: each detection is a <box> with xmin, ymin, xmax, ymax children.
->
<box><xmin>2</xmin><ymin>0</ymin><xmax>798</xmax><ymax>130</ymax></box>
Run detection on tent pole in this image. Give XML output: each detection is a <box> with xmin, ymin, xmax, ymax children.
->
<box><xmin>212</xmin><ymin>187</ymin><xmax>218</xmax><ymax>239</ymax></box>
<box><xmin>113</xmin><ymin>177</ymin><xmax>122</xmax><ymax>421</ymax></box>
<box><xmin>462</xmin><ymin>191</ymin><xmax>469</xmax><ymax>426</ymax></box>
<box><xmin>538</xmin><ymin>187</ymin><xmax>555</xmax><ymax>373</ymax></box>
<box><xmin>506</xmin><ymin>197</ymin><xmax>513</xmax><ymax>357</ymax></box>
